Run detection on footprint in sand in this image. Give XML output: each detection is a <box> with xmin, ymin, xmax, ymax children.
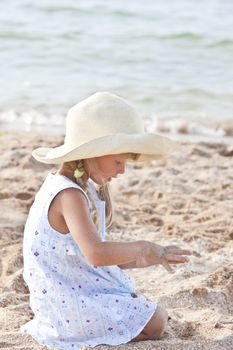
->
<box><xmin>14</xmin><ymin>192</ymin><xmax>33</xmax><ymax>200</ymax></box>
<box><xmin>5</xmin><ymin>250</ymin><xmax>23</xmax><ymax>276</ymax></box>
<box><xmin>4</xmin><ymin>269</ymin><xmax>29</xmax><ymax>294</ymax></box>
<box><xmin>169</xmin><ymin>318</ymin><xmax>197</xmax><ymax>340</ymax></box>
<box><xmin>205</xmin><ymin>266</ymin><xmax>233</xmax><ymax>289</ymax></box>
<box><xmin>190</xmin><ymin>147</ymin><xmax>212</xmax><ymax>158</ymax></box>
<box><xmin>195</xmin><ymin>213</ymin><xmax>216</xmax><ymax>223</ymax></box>
<box><xmin>1</xmin><ymin>245</ymin><xmax>23</xmax><ymax>292</ymax></box>
<box><xmin>0</xmin><ymin>192</ymin><xmax>11</xmax><ymax>199</ymax></box>
<box><xmin>218</xmin><ymin>146</ymin><xmax>233</xmax><ymax>157</ymax></box>
<box><xmin>146</xmin><ymin>215</ymin><xmax>164</xmax><ymax>226</ymax></box>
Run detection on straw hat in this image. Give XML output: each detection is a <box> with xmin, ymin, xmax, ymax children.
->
<box><xmin>32</xmin><ymin>92</ymin><xmax>179</xmax><ymax>164</ymax></box>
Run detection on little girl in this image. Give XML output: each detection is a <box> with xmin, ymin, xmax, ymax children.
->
<box><xmin>20</xmin><ymin>92</ymin><xmax>192</xmax><ymax>350</ymax></box>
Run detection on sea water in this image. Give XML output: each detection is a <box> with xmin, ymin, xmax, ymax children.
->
<box><xmin>0</xmin><ymin>0</ymin><xmax>233</xmax><ymax>137</ymax></box>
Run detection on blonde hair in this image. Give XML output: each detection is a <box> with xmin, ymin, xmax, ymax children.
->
<box><xmin>63</xmin><ymin>153</ymin><xmax>139</xmax><ymax>235</ymax></box>
<box><xmin>72</xmin><ymin>159</ymin><xmax>113</xmax><ymax>232</ymax></box>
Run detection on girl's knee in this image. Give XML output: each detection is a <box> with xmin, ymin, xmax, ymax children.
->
<box><xmin>145</xmin><ymin>305</ymin><xmax>168</xmax><ymax>339</ymax></box>
<box><xmin>154</xmin><ymin>305</ymin><xmax>168</xmax><ymax>338</ymax></box>
<box><xmin>131</xmin><ymin>305</ymin><xmax>168</xmax><ymax>342</ymax></box>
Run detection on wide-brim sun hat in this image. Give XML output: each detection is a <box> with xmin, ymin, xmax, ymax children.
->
<box><xmin>32</xmin><ymin>92</ymin><xmax>179</xmax><ymax>164</ymax></box>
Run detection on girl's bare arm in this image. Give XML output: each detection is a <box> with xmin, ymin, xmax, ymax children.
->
<box><xmin>118</xmin><ymin>261</ymin><xmax>138</xmax><ymax>269</ymax></box>
<box><xmin>59</xmin><ymin>188</ymin><xmax>192</xmax><ymax>271</ymax></box>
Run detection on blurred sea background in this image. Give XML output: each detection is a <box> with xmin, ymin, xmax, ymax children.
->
<box><xmin>0</xmin><ymin>0</ymin><xmax>233</xmax><ymax>139</ymax></box>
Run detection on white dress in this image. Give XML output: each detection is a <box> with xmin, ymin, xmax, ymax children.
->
<box><xmin>20</xmin><ymin>173</ymin><xmax>157</xmax><ymax>350</ymax></box>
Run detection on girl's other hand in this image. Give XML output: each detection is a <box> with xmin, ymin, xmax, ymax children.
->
<box><xmin>136</xmin><ymin>243</ymin><xmax>193</xmax><ymax>273</ymax></box>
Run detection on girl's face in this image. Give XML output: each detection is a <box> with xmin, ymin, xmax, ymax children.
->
<box><xmin>84</xmin><ymin>154</ymin><xmax>131</xmax><ymax>185</ymax></box>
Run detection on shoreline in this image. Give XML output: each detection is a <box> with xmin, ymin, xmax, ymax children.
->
<box><xmin>0</xmin><ymin>131</ymin><xmax>232</xmax><ymax>350</ymax></box>
<box><xmin>1</xmin><ymin>125</ymin><xmax>233</xmax><ymax>146</ymax></box>
<box><xmin>1</xmin><ymin>109</ymin><xmax>233</xmax><ymax>143</ymax></box>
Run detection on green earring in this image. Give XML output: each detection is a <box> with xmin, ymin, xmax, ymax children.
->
<box><xmin>74</xmin><ymin>168</ymin><xmax>84</xmax><ymax>179</ymax></box>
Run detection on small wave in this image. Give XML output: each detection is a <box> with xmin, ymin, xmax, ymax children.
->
<box><xmin>159</xmin><ymin>32</ymin><xmax>203</xmax><ymax>41</ymax></box>
<box><xmin>111</xmin><ymin>9</ymin><xmax>139</xmax><ymax>18</ymax></box>
<box><xmin>0</xmin><ymin>109</ymin><xmax>65</xmax><ymax>134</ymax></box>
<box><xmin>28</xmin><ymin>4</ymin><xmax>90</xmax><ymax>15</ymax></box>
<box><xmin>0</xmin><ymin>32</ymin><xmax>45</xmax><ymax>42</ymax></box>
<box><xmin>173</xmin><ymin>88</ymin><xmax>219</xmax><ymax>99</ymax></box>
<box><xmin>1</xmin><ymin>109</ymin><xmax>232</xmax><ymax>139</ymax></box>
<box><xmin>146</xmin><ymin>117</ymin><xmax>230</xmax><ymax>139</ymax></box>
<box><xmin>206</xmin><ymin>39</ymin><xmax>233</xmax><ymax>48</ymax></box>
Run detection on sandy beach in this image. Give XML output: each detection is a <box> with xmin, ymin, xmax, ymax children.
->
<box><xmin>0</xmin><ymin>130</ymin><xmax>232</xmax><ymax>350</ymax></box>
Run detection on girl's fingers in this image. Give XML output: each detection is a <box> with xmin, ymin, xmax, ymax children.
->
<box><xmin>161</xmin><ymin>259</ymin><xmax>174</xmax><ymax>274</ymax></box>
<box><xmin>168</xmin><ymin>259</ymin><xmax>189</xmax><ymax>264</ymax></box>
<box><xmin>166</xmin><ymin>249</ymin><xmax>193</xmax><ymax>256</ymax></box>
<box><xmin>166</xmin><ymin>254</ymin><xmax>189</xmax><ymax>263</ymax></box>
<box><xmin>165</xmin><ymin>245</ymin><xmax>180</xmax><ymax>249</ymax></box>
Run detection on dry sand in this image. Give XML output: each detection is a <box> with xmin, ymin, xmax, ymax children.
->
<box><xmin>0</xmin><ymin>131</ymin><xmax>232</xmax><ymax>350</ymax></box>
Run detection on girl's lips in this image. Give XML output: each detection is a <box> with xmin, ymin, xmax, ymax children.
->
<box><xmin>107</xmin><ymin>175</ymin><xmax>118</xmax><ymax>181</ymax></box>
<box><xmin>109</xmin><ymin>175</ymin><xmax>119</xmax><ymax>180</ymax></box>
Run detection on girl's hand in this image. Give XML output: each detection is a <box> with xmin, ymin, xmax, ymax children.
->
<box><xmin>136</xmin><ymin>243</ymin><xmax>192</xmax><ymax>273</ymax></box>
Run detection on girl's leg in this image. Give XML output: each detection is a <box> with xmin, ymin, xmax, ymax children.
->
<box><xmin>131</xmin><ymin>304</ymin><xmax>168</xmax><ymax>342</ymax></box>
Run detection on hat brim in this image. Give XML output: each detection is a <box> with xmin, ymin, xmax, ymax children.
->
<box><xmin>32</xmin><ymin>133</ymin><xmax>179</xmax><ymax>164</ymax></box>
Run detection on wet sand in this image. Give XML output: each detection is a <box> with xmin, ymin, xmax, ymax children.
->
<box><xmin>0</xmin><ymin>131</ymin><xmax>232</xmax><ymax>350</ymax></box>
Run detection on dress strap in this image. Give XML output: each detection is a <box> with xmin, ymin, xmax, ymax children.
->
<box><xmin>43</xmin><ymin>173</ymin><xmax>92</xmax><ymax>217</ymax></box>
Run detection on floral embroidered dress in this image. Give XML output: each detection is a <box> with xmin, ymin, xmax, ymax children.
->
<box><xmin>20</xmin><ymin>173</ymin><xmax>157</xmax><ymax>350</ymax></box>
